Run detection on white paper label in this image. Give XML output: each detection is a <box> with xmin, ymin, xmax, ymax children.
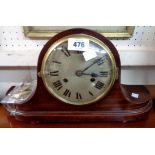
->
<box><xmin>68</xmin><ymin>38</ymin><xmax>89</xmax><ymax>51</ymax></box>
<box><xmin>83</xmin><ymin>49</ymin><xmax>97</xmax><ymax>61</ymax></box>
<box><xmin>131</xmin><ymin>93</ymin><xmax>139</xmax><ymax>98</ymax></box>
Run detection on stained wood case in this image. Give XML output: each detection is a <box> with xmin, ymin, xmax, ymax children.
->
<box><xmin>1</xmin><ymin>28</ymin><xmax>152</xmax><ymax>123</ymax></box>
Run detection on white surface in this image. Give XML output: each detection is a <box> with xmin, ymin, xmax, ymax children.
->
<box><xmin>121</xmin><ymin>66</ymin><xmax>155</xmax><ymax>84</ymax></box>
<box><xmin>131</xmin><ymin>93</ymin><xmax>139</xmax><ymax>98</ymax></box>
<box><xmin>0</xmin><ymin>26</ymin><xmax>155</xmax><ymax>66</ymax></box>
<box><xmin>83</xmin><ymin>50</ymin><xmax>97</xmax><ymax>61</ymax></box>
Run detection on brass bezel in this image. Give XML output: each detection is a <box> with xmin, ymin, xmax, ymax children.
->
<box><xmin>40</xmin><ymin>34</ymin><xmax>117</xmax><ymax>105</ymax></box>
<box><xmin>24</xmin><ymin>26</ymin><xmax>135</xmax><ymax>39</ymax></box>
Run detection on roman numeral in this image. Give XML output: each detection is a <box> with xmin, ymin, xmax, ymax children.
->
<box><xmin>53</xmin><ymin>80</ymin><xmax>63</xmax><ymax>90</ymax></box>
<box><xmin>100</xmin><ymin>71</ymin><xmax>108</xmax><ymax>77</ymax></box>
<box><xmin>61</xmin><ymin>46</ymin><xmax>71</xmax><ymax>57</ymax></box>
<box><xmin>97</xmin><ymin>57</ymin><xmax>105</xmax><ymax>65</ymax></box>
<box><xmin>89</xmin><ymin>91</ymin><xmax>94</xmax><ymax>96</ymax></box>
<box><xmin>95</xmin><ymin>81</ymin><xmax>104</xmax><ymax>90</ymax></box>
<box><xmin>49</xmin><ymin>71</ymin><xmax>59</xmax><ymax>76</ymax></box>
<box><xmin>76</xmin><ymin>92</ymin><xmax>82</xmax><ymax>99</ymax></box>
<box><xmin>63</xmin><ymin>89</ymin><xmax>71</xmax><ymax>97</ymax></box>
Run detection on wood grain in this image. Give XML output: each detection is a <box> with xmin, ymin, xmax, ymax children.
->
<box><xmin>1</xmin><ymin>28</ymin><xmax>153</xmax><ymax>123</ymax></box>
<box><xmin>0</xmin><ymin>104</ymin><xmax>155</xmax><ymax>128</ymax></box>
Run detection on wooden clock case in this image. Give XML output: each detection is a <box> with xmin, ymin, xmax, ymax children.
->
<box><xmin>3</xmin><ymin>28</ymin><xmax>153</xmax><ymax>123</ymax></box>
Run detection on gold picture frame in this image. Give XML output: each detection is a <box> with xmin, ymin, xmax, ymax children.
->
<box><xmin>23</xmin><ymin>26</ymin><xmax>135</xmax><ymax>39</ymax></box>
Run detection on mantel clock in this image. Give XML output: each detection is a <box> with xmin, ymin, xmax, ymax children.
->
<box><xmin>1</xmin><ymin>28</ymin><xmax>152</xmax><ymax>122</ymax></box>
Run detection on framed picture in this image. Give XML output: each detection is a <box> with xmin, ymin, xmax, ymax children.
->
<box><xmin>23</xmin><ymin>26</ymin><xmax>135</xmax><ymax>39</ymax></box>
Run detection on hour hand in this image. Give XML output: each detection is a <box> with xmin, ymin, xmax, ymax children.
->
<box><xmin>85</xmin><ymin>72</ymin><xmax>108</xmax><ymax>77</ymax></box>
<box><xmin>75</xmin><ymin>70</ymin><xmax>93</xmax><ymax>77</ymax></box>
<box><xmin>82</xmin><ymin>73</ymin><xmax>98</xmax><ymax>77</ymax></box>
<box><xmin>75</xmin><ymin>71</ymin><xmax>108</xmax><ymax>77</ymax></box>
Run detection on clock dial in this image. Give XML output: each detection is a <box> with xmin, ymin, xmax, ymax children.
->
<box><xmin>41</xmin><ymin>35</ymin><xmax>117</xmax><ymax>105</ymax></box>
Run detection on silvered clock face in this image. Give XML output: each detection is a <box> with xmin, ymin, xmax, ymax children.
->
<box><xmin>41</xmin><ymin>35</ymin><xmax>117</xmax><ymax>105</ymax></box>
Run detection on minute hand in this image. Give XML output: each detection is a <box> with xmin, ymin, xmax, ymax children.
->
<box><xmin>81</xmin><ymin>58</ymin><xmax>102</xmax><ymax>72</ymax></box>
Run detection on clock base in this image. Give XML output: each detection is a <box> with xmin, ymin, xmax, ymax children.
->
<box><xmin>3</xmin><ymin>83</ymin><xmax>153</xmax><ymax>123</ymax></box>
<box><xmin>10</xmin><ymin>101</ymin><xmax>152</xmax><ymax>123</ymax></box>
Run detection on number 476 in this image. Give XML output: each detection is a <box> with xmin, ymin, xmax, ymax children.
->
<box><xmin>73</xmin><ymin>42</ymin><xmax>85</xmax><ymax>48</ymax></box>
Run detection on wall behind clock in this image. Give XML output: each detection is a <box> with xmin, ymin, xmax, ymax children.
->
<box><xmin>0</xmin><ymin>26</ymin><xmax>155</xmax><ymax>98</ymax></box>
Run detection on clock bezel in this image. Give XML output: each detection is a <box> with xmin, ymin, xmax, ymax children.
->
<box><xmin>40</xmin><ymin>33</ymin><xmax>117</xmax><ymax>105</ymax></box>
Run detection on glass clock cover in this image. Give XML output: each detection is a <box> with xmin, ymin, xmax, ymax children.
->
<box><xmin>41</xmin><ymin>35</ymin><xmax>117</xmax><ymax>105</ymax></box>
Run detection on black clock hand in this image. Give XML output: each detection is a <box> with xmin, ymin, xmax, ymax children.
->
<box><xmin>80</xmin><ymin>72</ymin><xmax>98</xmax><ymax>77</ymax></box>
<box><xmin>81</xmin><ymin>58</ymin><xmax>102</xmax><ymax>72</ymax></box>
<box><xmin>75</xmin><ymin>58</ymin><xmax>106</xmax><ymax>77</ymax></box>
<box><xmin>76</xmin><ymin>71</ymin><xmax>108</xmax><ymax>77</ymax></box>
<box><xmin>81</xmin><ymin>72</ymin><xmax>108</xmax><ymax>77</ymax></box>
